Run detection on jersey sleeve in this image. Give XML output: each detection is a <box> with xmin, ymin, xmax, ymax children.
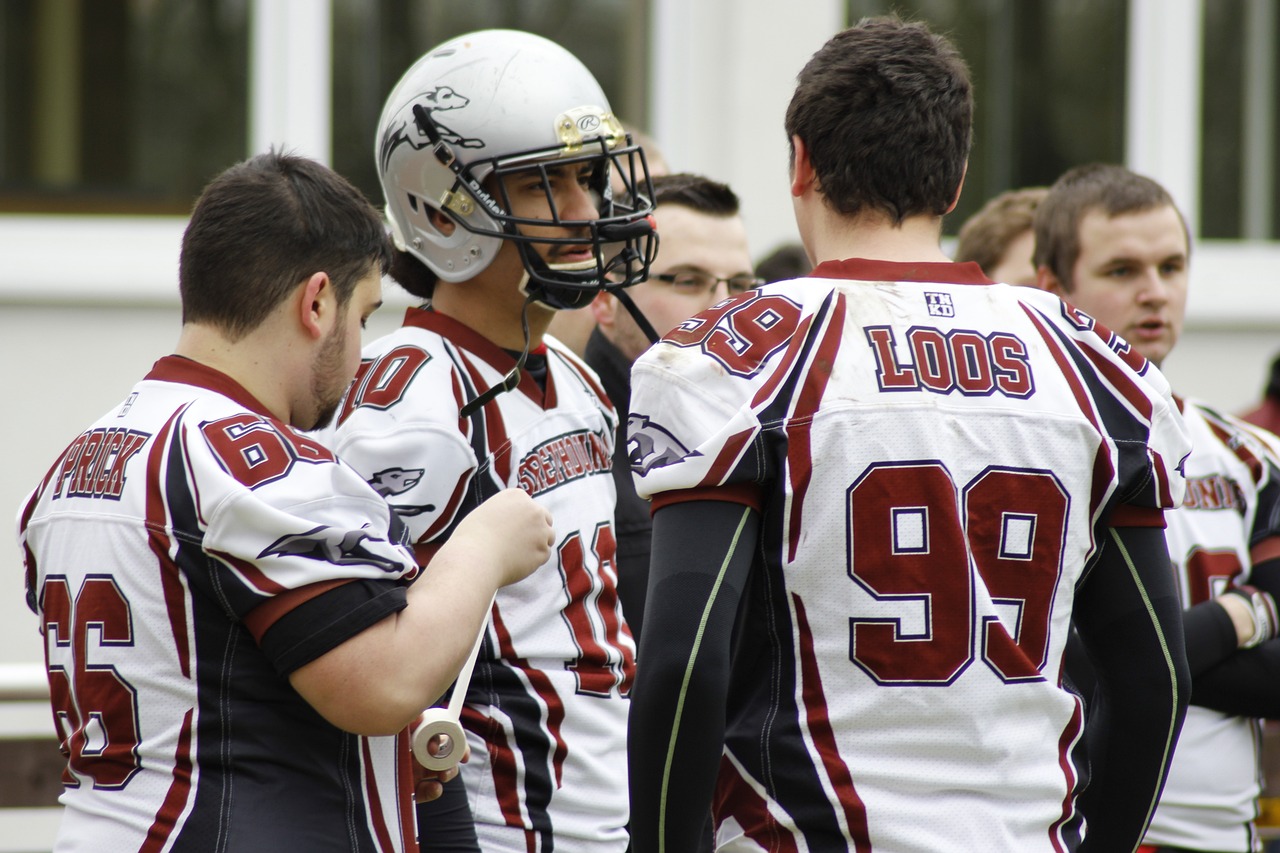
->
<box><xmin>181</xmin><ymin>409</ymin><xmax>421</xmax><ymax>674</ymax></box>
<box><xmin>628</xmin><ymin>340</ymin><xmax>770</xmax><ymax>509</ymax></box>
<box><xmin>325</xmin><ymin>347</ymin><xmax>479</xmax><ymax>549</ymax></box>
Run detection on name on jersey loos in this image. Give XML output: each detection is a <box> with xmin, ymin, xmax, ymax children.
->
<box><xmin>517</xmin><ymin>429</ymin><xmax>612</xmax><ymax>496</ymax></box>
<box><xmin>864</xmin><ymin>324</ymin><xmax>1034</xmax><ymax>398</ymax></box>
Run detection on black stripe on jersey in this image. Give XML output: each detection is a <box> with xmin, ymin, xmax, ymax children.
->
<box><xmin>1031</xmin><ymin>309</ymin><xmax>1159</xmax><ymax>518</ymax></box>
<box><xmin>721</xmin><ymin>506</ymin><xmax>849</xmax><ymax>846</ymax></box>
<box><xmin>755</xmin><ymin>288</ymin><xmax>836</xmax><ymax>432</ymax></box>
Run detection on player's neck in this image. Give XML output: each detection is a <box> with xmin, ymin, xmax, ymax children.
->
<box><xmin>807</xmin><ymin>209</ymin><xmax>952</xmax><ymax>266</ymax></box>
<box><xmin>173</xmin><ymin>321</ymin><xmax>299</xmax><ymax>423</ymax></box>
<box><xmin>431</xmin><ymin>276</ymin><xmax>554</xmax><ymax>351</ymax></box>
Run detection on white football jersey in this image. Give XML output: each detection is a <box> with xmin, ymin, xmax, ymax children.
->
<box><xmin>629</xmin><ymin>259</ymin><xmax>1191</xmax><ymax>853</ymax></box>
<box><xmin>18</xmin><ymin>356</ymin><xmax>422</xmax><ymax>852</ymax></box>
<box><xmin>326</xmin><ymin>308</ymin><xmax>634</xmax><ymax>851</ymax></box>
<box><xmin>1143</xmin><ymin>400</ymin><xmax>1280</xmax><ymax>853</ymax></box>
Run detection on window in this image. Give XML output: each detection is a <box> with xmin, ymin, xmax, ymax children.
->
<box><xmin>1200</xmin><ymin>0</ymin><xmax>1279</xmax><ymax>240</ymax></box>
<box><xmin>845</xmin><ymin>0</ymin><xmax>1128</xmax><ymax>233</ymax></box>
<box><xmin>330</xmin><ymin>0</ymin><xmax>648</xmax><ymax>207</ymax></box>
<box><xmin>0</xmin><ymin>0</ymin><xmax>249</xmax><ymax>215</ymax></box>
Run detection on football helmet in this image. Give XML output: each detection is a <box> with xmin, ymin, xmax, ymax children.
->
<box><xmin>376</xmin><ymin>29</ymin><xmax>657</xmax><ymax>309</ymax></box>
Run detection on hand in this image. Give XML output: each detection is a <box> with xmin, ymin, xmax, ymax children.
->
<box><xmin>450</xmin><ymin>488</ymin><xmax>554</xmax><ymax>587</ymax></box>
<box><xmin>1219</xmin><ymin>585</ymin><xmax>1279</xmax><ymax>649</ymax></box>
<box><xmin>411</xmin><ymin>729</ymin><xmax>471</xmax><ymax>803</ymax></box>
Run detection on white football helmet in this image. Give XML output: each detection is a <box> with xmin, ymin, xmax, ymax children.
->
<box><xmin>376</xmin><ymin>29</ymin><xmax>657</xmax><ymax>309</ymax></box>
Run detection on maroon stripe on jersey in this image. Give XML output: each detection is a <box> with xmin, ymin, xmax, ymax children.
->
<box><xmin>1151</xmin><ymin>448</ymin><xmax>1176</xmax><ymax>509</ymax></box>
<box><xmin>241</xmin><ymin>578</ymin><xmax>350</xmax><ymax>641</ymax></box>
<box><xmin>491</xmin><ymin>605</ymin><xmax>569</xmax><ymax>785</ymax></box>
<box><xmin>1254</xmin><ymin>537</ymin><xmax>1280</xmax><ymax>566</ymax></box>
<box><xmin>458</xmin><ymin>350</ymin><xmax>514</xmax><ymax>483</ymax></box>
<box><xmin>461</xmin><ymin>704</ymin><xmax>527</xmax><ymax>833</ymax></box>
<box><xmin>420</xmin><ymin>476</ymin><xmax>469</xmax><ymax>544</ymax></box>
<box><xmin>360</xmin><ymin>737</ymin><xmax>397</xmax><ymax>852</ymax></box>
<box><xmin>751</xmin><ymin>314</ymin><xmax>816</xmax><ymax>409</ymax></box>
<box><xmin>650</xmin><ymin>482</ymin><xmax>765</xmax><ymax>514</ymax></box>
<box><xmin>712</xmin><ymin>758</ymin><xmax>801</xmax><ymax>853</ymax></box>
<box><xmin>451</xmin><ymin>370</ymin><xmax>468</xmax><ymax>435</ymax></box>
<box><xmin>396</xmin><ymin>729</ymin><xmax>419</xmax><ymax>853</ymax></box>
<box><xmin>1023</xmin><ymin>308</ymin><xmax>1115</xmax><ymax>522</ymax></box>
<box><xmin>1048</xmin><ymin>697</ymin><xmax>1085</xmax><ymax>852</ymax></box>
<box><xmin>148</xmin><ymin>409</ymin><xmax>192</xmax><ymax>677</ymax></box>
<box><xmin>556</xmin><ymin>349</ymin><xmax>612</xmax><ymax>414</ymax></box>
<box><xmin>140</xmin><ymin>707</ymin><xmax>195</xmax><ymax>852</ymax></box>
<box><xmin>1204</xmin><ymin>412</ymin><xmax>1265</xmax><ymax>483</ymax></box>
<box><xmin>784</xmin><ymin>294</ymin><xmax>845</xmax><ymax>563</ymax></box>
<box><xmin>696</xmin><ymin>428</ymin><xmax>756</xmax><ymax>491</ymax></box>
<box><xmin>792</xmin><ymin>594</ymin><xmax>872</xmax><ymax>850</ymax></box>
<box><xmin>1075</xmin><ymin>341</ymin><xmax>1154</xmax><ymax>423</ymax></box>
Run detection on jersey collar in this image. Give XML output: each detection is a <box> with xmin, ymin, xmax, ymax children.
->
<box><xmin>146</xmin><ymin>355</ymin><xmax>276</xmax><ymax>417</ymax></box>
<box><xmin>809</xmin><ymin>257</ymin><xmax>993</xmax><ymax>285</ymax></box>
<box><xmin>402</xmin><ymin>307</ymin><xmax>557</xmax><ymax>409</ymax></box>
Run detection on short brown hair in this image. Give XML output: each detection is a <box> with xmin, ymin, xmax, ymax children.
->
<box><xmin>784</xmin><ymin>16</ymin><xmax>972</xmax><ymax>224</ymax></box>
<box><xmin>1033</xmin><ymin>163</ymin><xmax>1188</xmax><ymax>292</ymax></box>
<box><xmin>953</xmin><ymin>187</ymin><xmax>1048</xmax><ymax>274</ymax></box>
<box><xmin>180</xmin><ymin>150</ymin><xmax>392</xmax><ymax>338</ymax></box>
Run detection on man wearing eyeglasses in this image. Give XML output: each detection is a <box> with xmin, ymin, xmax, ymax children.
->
<box><xmin>585</xmin><ymin>172</ymin><xmax>759</xmax><ymax>639</ymax></box>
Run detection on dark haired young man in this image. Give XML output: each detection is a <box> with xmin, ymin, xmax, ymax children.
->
<box><xmin>627</xmin><ymin>17</ymin><xmax>1192</xmax><ymax>852</ymax></box>
<box><xmin>1035</xmin><ymin>162</ymin><xmax>1280</xmax><ymax>853</ymax></box>
<box><xmin>18</xmin><ymin>150</ymin><xmax>552</xmax><ymax>852</ymax></box>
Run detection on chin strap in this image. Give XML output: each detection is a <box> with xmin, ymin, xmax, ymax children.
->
<box><xmin>612</xmin><ymin>286</ymin><xmax>662</xmax><ymax>345</ymax></box>
<box><xmin>459</xmin><ymin>294</ymin><xmax>534</xmax><ymax>418</ymax></box>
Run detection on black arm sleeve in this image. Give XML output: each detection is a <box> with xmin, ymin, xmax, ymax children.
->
<box><xmin>1179</xmin><ymin>598</ymin><xmax>1242</xmax><ymax>677</ymax></box>
<box><xmin>1190</xmin><ymin>637</ymin><xmax>1280</xmax><ymax>718</ymax></box>
<box><xmin>628</xmin><ymin>500</ymin><xmax>759</xmax><ymax>853</ymax></box>
<box><xmin>1072</xmin><ymin>525</ymin><xmax>1190</xmax><ymax>853</ymax></box>
<box><xmin>1247</xmin><ymin>556</ymin><xmax>1280</xmax><ymax>600</ymax></box>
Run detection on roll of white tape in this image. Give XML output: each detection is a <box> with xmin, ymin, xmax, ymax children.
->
<box><xmin>411</xmin><ymin>708</ymin><xmax>466</xmax><ymax>772</ymax></box>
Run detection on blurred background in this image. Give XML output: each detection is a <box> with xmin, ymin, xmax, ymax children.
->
<box><xmin>2</xmin><ymin>0</ymin><xmax>1279</xmax><ymax>846</ymax></box>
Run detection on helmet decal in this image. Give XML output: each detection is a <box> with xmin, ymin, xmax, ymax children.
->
<box><xmin>379</xmin><ymin>86</ymin><xmax>484</xmax><ymax>174</ymax></box>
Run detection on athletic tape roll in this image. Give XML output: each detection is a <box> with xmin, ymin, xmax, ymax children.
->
<box><xmin>411</xmin><ymin>708</ymin><xmax>466</xmax><ymax>771</ymax></box>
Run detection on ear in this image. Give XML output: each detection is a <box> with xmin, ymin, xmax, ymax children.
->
<box><xmin>589</xmin><ymin>291</ymin><xmax>617</xmax><ymax>328</ymax></box>
<box><xmin>427</xmin><ymin>207</ymin><xmax>457</xmax><ymax>237</ymax></box>
<box><xmin>1035</xmin><ymin>265</ymin><xmax>1068</xmax><ymax>297</ymax></box>
<box><xmin>945</xmin><ymin>161</ymin><xmax>969</xmax><ymax>215</ymax></box>
<box><xmin>299</xmin><ymin>272</ymin><xmax>335</xmax><ymax>340</ymax></box>
<box><xmin>789</xmin><ymin>135</ymin><xmax>816</xmax><ymax>199</ymax></box>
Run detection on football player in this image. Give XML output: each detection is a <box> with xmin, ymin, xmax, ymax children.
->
<box><xmin>18</xmin><ymin>151</ymin><xmax>552</xmax><ymax>852</ymax></box>
<box><xmin>324</xmin><ymin>29</ymin><xmax>654</xmax><ymax>852</ymax></box>
<box><xmin>1035</xmin><ymin>162</ymin><xmax>1280</xmax><ymax>853</ymax></box>
<box><xmin>626</xmin><ymin>17</ymin><xmax>1193</xmax><ymax>852</ymax></box>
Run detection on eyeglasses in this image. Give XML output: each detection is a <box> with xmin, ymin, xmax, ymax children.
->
<box><xmin>651</xmin><ymin>271</ymin><xmax>765</xmax><ymax>297</ymax></box>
